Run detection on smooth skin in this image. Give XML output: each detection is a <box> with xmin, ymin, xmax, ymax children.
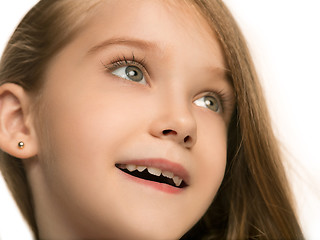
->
<box><xmin>0</xmin><ymin>0</ymin><xmax>234</xmax><ymax>239</ymax></box>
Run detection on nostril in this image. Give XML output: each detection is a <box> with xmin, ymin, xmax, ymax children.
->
<box><xmin>162</xmin><ymin>129</ymin><xmax>177</xmax><ymax>135</ymax></box>
<box><xmin>184</xmin><ymin>136</ymin><xmax>191</xmax><ymax>143</ymax></box>
<box><xmin>161</xmin><ymin>129</ymin><xmax>193</xmax><ymax>146</ymax></box>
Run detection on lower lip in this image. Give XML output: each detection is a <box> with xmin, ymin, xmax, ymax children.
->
<box><xmin>118</xmin><ymin>168</ymin><xmax>184</xmax><ymax>194</ymax></box>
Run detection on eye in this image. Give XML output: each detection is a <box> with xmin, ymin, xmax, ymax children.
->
<box><xmin>194</xmin><ymin>95</ymin><xmax>220</xmax><ymax>112</ymax></box>
<box><xmin>112</xmin><ymin>65</ymin><xmax>147</xmax><ymax>85</ymax></box>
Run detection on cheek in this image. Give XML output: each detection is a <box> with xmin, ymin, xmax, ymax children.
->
<box><xmin>197</xmin><ymin>118</ymin><xmax>227</xmax><ymax>177</ymax></box>
<box><xmin>41</xmin><ymin>93</ymin><xmax>132</xmax><ymax>165</ymax></box>
<box><xmin>38</xmin><ymin>81</ymin><xmax>151</xmax><ymax>188</ymax></box>
<box><xmin>190</xmin><ymin>115</ymin><xmax>227</xmax><ymax>211</ymax></box>
<box><xmin>34</xmin><ymin>86</ymin><xmax>150</xmax><ymax>228</ymax></box>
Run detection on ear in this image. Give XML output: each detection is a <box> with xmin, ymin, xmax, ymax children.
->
<box><xmin>0</xmin><ymin>83</ymin><xmax>38</xmax><ymax>159</ymax></box>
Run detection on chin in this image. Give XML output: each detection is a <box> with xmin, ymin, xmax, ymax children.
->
<box><xmin>111</xmin><ymin>218</ymin><xmax>190</xmax><ymax>240</ymax></box>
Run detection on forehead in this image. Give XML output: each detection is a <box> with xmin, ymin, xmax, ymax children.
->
<box><xmin>77</xmin><ymin>0</ymin><xmax>225</xmax><ymax>67</ymax></box>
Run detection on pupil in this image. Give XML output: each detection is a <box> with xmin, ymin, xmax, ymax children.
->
<box><xmin>129</xmin><ymin>70</ymin><xmax>137</xmax><ymax>76</ymax></box>
<box><xmin>205</xmin><ymin>99</ymin><xmax>213</xmax><ymax>106</ymax></box>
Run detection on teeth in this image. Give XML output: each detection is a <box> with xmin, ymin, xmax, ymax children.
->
<box><xmin>122</xmin><ymin>164</ymin><xmax>183</xmax><ymax>187</ymax></box>
<box><xmin>162</xmin><ymin>171</ymin><xmax>174</xmax><ymax>179</ymax></box>
<box><xmin>147</xmin><ymin>167</ymin><xmax>162</xmax><ymax>176</ymax></box>
<box><xmin>126</xmin><ymin>164</ymin><xmax>137</xmax><ymax>172</ymax></box>
<box><xmin>173</xmin><ymin>176</ymin><xmax>183</xmax><ymax>187</ymax></box>
<box><xmin>136</xmin><ymin>166</ymin><xmax>147</xmax><ymax>172</ymax></box>
<box><xmin>118</xmin><ymin>164</ymin><xmax>126</xmax><ymax>169</ymax></box>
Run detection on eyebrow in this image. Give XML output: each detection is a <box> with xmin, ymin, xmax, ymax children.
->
<box><xmin>87</xmin><ymin>37</ymin><xmax>158</xmax><ymax>55</ymax></box>
<box><xmin>87</xmin><ymin>37</ymin><xmax>233</xmax><ymax>85</ymax></box>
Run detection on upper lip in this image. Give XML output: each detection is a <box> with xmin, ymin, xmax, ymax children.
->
<box><xmin>115</xmin><ymin>158</ymin><xmax>190</xmax><ymax>185</ymax></box>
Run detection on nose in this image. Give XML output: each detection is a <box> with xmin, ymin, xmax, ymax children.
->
<box><xmin>148</xmin><ymin>101</ymin><xmax>197</xmax><ymax>149</ymax></box>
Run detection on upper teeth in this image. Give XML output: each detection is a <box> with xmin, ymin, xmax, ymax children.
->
<box><xmin>119</xmin><ymin>164</ymin><xmax>183</xmax><ymax>187</ymax></box>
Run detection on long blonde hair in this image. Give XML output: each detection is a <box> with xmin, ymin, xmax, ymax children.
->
<box><xmin>0</xmin><ymin>1</ymin><xmax>304</xmax><ymax>239</ymax></box>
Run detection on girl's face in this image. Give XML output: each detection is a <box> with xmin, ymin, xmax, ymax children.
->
<box><xmin>31</xmin><ymin>0</ymin><xmax>234</xmax><ymax>239</ymax></box>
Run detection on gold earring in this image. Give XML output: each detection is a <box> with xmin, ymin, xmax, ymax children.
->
<box><xmin>18</xmin><ymin>141</ymin><xmax>25</xmax><ymax>149</ymax></box>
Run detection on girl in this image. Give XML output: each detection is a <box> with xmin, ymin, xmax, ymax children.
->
<box><xmin>0</xmin><ymin>0</ymin><xmax>304</xmax><ymax>239</ymax></box>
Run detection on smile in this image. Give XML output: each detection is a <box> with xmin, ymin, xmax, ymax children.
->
<box><xmin>115</xmin><ymin>159</ymin><xmax>189</xmax><ymax>190</ymax></box>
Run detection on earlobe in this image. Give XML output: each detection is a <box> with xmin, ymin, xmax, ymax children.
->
<box><xmin>0</xmin><ymin>83</ymin><xmax>38</xmax><ymax>159</ymax></box>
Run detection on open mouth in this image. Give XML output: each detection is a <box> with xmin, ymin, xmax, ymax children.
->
<box><xmin>115</xmin><ymin>164</ymin><xmax>187</xmax><ymax>188</ymax></box>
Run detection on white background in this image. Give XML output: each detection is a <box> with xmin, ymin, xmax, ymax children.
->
<box><xmin>0</xmin><ymin>1</ymin><xmax>319</xmax><ymax>239</ymax></box>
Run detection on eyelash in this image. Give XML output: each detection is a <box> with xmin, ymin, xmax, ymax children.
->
<box><xmin>103</xmin><ymin>55</ymin><xmax>147</xmax><ymax>74</ymax></box>
<box><xmin>102</xmin><ymin>54</ymin><xmax>231</xmax><ymax>113</ymax></box>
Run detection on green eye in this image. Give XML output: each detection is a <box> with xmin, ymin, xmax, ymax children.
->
<box><xmin>112</xmin><ymin>65</ymin><xmax>147</xmax><ymax>85</ymax></box>
<box><xmin>194</xmin><ymin>95</ymin><xmax>220</xmax><ymax>112</ymax></box>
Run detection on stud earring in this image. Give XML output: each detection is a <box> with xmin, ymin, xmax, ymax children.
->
<box><xmin>18</xmin><ymin>141</ymin><xmax>25</xmax><ymax>149</ymax></box>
